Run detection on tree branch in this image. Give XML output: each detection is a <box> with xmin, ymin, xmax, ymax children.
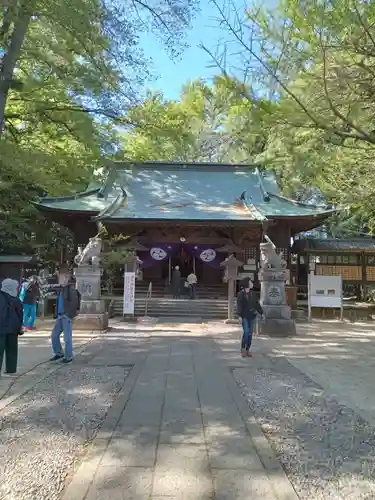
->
<box><xmin>209</xmin><ymin>0</ymin><xmax>375</xmax><ymax>144</ymax></box>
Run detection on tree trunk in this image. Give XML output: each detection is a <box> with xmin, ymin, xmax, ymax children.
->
<box><xmin>0</xmin><ymin>11</ymin><xmax>31</xmax><ymax>138</ymax></box>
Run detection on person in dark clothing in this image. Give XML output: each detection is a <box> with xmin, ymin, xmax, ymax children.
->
<box><xmin>20</xmin><ymin>276</ymin><xmax>40</xmax><ymax>330</ymax></box>
<box><xmin>172</xmin><ymin>266</ymin><xmax>181</xmax><ymax>299</ymax></box>
<box><xmin>0</xmin><ymin>279</ymin><xmax>23</xmax><ymax>374</ymax></box>
<box><xmin>236</xmin><ymin>277</ymin><xmax>263</xmax><ymax>358</ymax></box>
<box><xmin>45</xmin><ymin>267</ymin><xmax>81</xmax><ymax>364</ymax></box>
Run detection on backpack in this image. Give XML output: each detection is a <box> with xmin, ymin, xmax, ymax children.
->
<box><xmin>64</xmin><ymin>286</ymin><xmax>81</xmax><ymax>318</ymax></box>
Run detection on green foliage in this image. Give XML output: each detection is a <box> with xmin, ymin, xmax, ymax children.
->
<box><xmin>119</xmin><ymin>76</ymin><xmax>267</xmax><ymax>163</ymax></box>
<box><xmin>101</xmin><ymin>233</ymin><xmax>135</xmax><ymax>293</ymax></box>
<box><xmin>0</xmin><ymin>0</ymin><xmax>198</xmax><ymax>257</ymax></box>
<box><xmin>208</xmin><ymin>0</ymin><xmax>375</xmax><ymax>234</ymax></box>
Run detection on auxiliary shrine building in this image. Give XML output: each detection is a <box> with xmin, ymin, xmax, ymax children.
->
<box><xmin>35</xmin><ymin>161</ymin><xmax>333</xmax><ymax>293</ymax></box>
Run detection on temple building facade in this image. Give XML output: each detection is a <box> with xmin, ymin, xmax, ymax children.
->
<box><xmin>35</xmin><ymin>161</ymin><xmax>334</xmax><ymax>293</ymax></box>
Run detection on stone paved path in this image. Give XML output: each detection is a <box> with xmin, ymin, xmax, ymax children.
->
<box><xmin>0</xmin><ymin>322</ymin><xmax>97</xmax><ymax>401</ymax></box>
<box><xmin>63</xmin><ymin>329</ymin><xmax>297</xmax><ymax>500</ymax></box>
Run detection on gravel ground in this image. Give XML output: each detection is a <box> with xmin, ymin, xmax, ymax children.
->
<box><xmin>0</xmin><ymin>365</ymin><xmax>129</xmax><ymax>500</ymax></box>
<box><xmin>233</xmin><ymin>356</ymin><xmax>375</xmax><ymax>500</ymax></box>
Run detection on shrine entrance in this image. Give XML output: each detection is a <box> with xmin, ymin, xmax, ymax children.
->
<box><xmin>141</xmin><ymin>243</ymin><xmax>224</xmax><ymax>285</ymax></box>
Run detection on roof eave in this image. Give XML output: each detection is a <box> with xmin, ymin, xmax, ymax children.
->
<box><xmin>33</xmin><ymin>203</ymin><xmax>99</xmax><ymax>217</ymax></box>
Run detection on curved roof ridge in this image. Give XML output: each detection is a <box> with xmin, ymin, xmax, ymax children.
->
<box><xmin>113</xmin><ymin>161</ymin><xmax>258</xmax><ymax>172</ymax></box>
<box><xmin>241</xmin><ymin>198</ymin><xmax>268</xmax><ymax>221</ymax></box>
<box><xmin>254</xmin><ymin>167</ymin><xmax>271</xmax><ymax>202</ymax></box>
<box><xmin>94</xmin><ymin>189</ymin><xmax>127</xmax><ymax>220</ymax></box>
<box><xmin>35</xmin><ymin>187</ymin><xmax>101</xmax><ymax>204</ymax></box>
<box><xmin>268</xmin><ymin>192</ymin><xmax>333</xmax><ymax>210</ymax></box>
<box><xmin>114</xmin><ymin>160</ymin><xmax>254</xmax><ymax>167</ymax></box>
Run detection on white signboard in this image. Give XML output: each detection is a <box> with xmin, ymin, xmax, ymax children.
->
<box><xmin>123</xmin><ymin>272</ymin><xmax>136</xmax><ymax>315</ymax></box>
<box><xmin>308</xmin><ymin>273</ymin><xmax>343</xmax><ymax>320</ymax></box>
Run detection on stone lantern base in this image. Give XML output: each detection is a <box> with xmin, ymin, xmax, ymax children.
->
<box><xmin>74</xmin><ymin>313</ymin><xmax>108</xmax><ymax>331</ymax></box>
<box><xmin>259</xmin><ymin>268</ymin><xmax>296</xmax><ymax>337</ymax></box>
<box><xmin>258</xmin><ymin>317</ymin><xmax>296</xmax><ymax>337</ymax></box>
<box><xmin>74</xmin><ymin>265</ymin><xmax>109</xmax><ymax>331</ymax></box>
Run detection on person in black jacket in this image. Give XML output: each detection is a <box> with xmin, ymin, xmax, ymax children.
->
<box><xmin>236</xmin><ymin>277</ymin><xmax>263</xmax><ymax>358</ymax></box>
<box><xmin>0</xmin><ymin>279</ymin><xmax>23</xmax><ymax>374</ymax></box>
<box><xmin>44</xmin><ymin>266</ymin><xmax>81</xmax><ymax>364</ymax></box>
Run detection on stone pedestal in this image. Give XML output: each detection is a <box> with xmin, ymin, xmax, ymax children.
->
<box><xmin>74</xmin><ymin>265</ymin><xmax>108</xmax><ymax>331</ymax></box>
<box><xmin>259</xmin><ymin>268</ymin><xmax>296</xmax><ymax>337</ymax></box>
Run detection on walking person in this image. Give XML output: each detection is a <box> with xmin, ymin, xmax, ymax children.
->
<box><xmin>0</xmin><ymin>279</ymin><xmax>23</xmax><ymax>375</ymax></box>
<box><xmin>172</xmin><ymin>265</ymin><xmax>181</xmax><ymax>299</ymax></box>
<box><xmin>236</xmin><ymin>277</ymin><xmax>263</xmax><ymax>358</ymax></box>
<box><xmin>19</xmin><ymin>276</ymin><xmax>40</xmax><ymax>330</ymax></box>
<box><xmin>186</xmin><ymin>270</ymin><xmax>197</xmax><ymax>299</ymax></box>
<box><xmin>45</xmin><ymin>266</ymin><xmax>81</xmax><ymax>364</ymax></box>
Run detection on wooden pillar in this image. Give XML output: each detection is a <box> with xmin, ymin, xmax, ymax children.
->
<box><xmin>227</xmin><ymin>277</ymin><xmax>235</xmax><ymax>320</ymax></box>
<box><xmin>361</xmin><ymin>251</ymin><xmax>367</xmax><ymax>300</ymax></box>
<box><xmin>220</xmin><ymin>254</ymin><xmax>244</xmax><ymax>323</ymax></box>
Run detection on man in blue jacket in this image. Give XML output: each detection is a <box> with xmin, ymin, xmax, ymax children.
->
<box><xmin>45</xmin><ymin>266</ymin><xmax>81</xmax><ymax>364</ymax></box>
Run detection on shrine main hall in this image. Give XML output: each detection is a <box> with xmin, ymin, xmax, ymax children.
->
<box><xmin>35</xmin><ymin>161</ymin><xmax>333</xmax><ymax>289</ymax></box>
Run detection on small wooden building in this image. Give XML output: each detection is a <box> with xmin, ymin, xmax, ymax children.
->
<box><xmin>292</xmin><ymin>238</ymin><xmax>375</xmax><ymax>292</ymax></box>
<box><xmin>0</xmin><ymin>255</ymin><xmax>37</xmax><ymax>283</ymax></box>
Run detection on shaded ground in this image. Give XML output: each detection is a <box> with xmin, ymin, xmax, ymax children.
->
<box><xmin>0</xmin><ymin>346</ymin><xmax>130</xmax><ymax>500</ymax></box>
<box><xmin>3</xmin><ymin>319</ymin><xmax>375</xmax><ymax>500</ymax></box>
<box><xmin>212</xmin><ymin>320</ymin><xmax>375</xmax><ymax>500</ymax></box>
<box><xmin>234</xmin><ymin>359</ymin><xmax>375</xmax><ymax>500</ymax></box>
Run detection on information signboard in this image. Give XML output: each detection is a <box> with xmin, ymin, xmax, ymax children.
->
<box><xmin>123</xmin><ymin>271</ymin><xmax>136</xmax><ymax>315</ymax></box>
<box><xmin>308</xmin><ymin>273</ymin><xmax>343</xmax><ymax>320</ymax></box>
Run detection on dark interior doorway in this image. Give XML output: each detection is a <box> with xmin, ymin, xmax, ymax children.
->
<box><xmin>171</xmin><ymin>254</ymin><xmax>194</xmax><ymax>278</ymax></box>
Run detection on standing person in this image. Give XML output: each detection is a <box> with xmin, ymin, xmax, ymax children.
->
<box><xmin>172</xmin><ymin>265</ymin><xmax>181</xmax><ymax>299</ymax></box>
<box><xmin>236</xmin><ymin>277</ymin><xmax>263</xmax><ymax>358</ymax></box>
<box><xmin>186</xmin><ymin>271</ymin><xmax>197</xmax><ymax>299</ymax></box>
<box><xmin>0</xmin><ymin>279</ymin><xmax>23</xmax><ymax>375</ymax></box>
<box><xmin>45</xmin><ymin>266</ymin><xmax>81</xmax><ymax>364</ymax></box>
<box><xmin>19</xmin><ymin>276</ymin><xmax>40</xmax><ymax>330</ymax></box>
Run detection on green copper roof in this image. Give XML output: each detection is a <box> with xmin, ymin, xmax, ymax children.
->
<box><xmin>35</xmin><ymin>162</ymin><xmax>334</xmax><ymax>222</ymax></box>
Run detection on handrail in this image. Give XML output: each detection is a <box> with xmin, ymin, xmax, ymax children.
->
<box><xmin>144</xmin><ymin>281</ymin><xmax>152</xmax><ymax>317</ymax></box>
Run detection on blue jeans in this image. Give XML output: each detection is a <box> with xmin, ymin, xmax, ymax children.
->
<box><xmin>51</xmin><ymin>315</ymin><xmax>73</xmax><ymax>360</ymax></box>
<box><xmin>23</xmin><ymin>304</ymin><xmax>36</xmax><ymax>328</ymax></box>
<box><xmin>241</xmin><ymin>318</ymin><xmax>253</xmax><ymax>350</ymax></box>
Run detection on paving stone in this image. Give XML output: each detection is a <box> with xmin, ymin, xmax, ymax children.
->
<box><xmin>159</xmin><ymin>419</ymin><xmax>205</xmax><ymax>444</ymax></box>
<box><xmin>101</xmin><ymin>427</ymin><xmax>159</xmax><ymax>467</ymax></box>
<box><xmin>204</xmin><ymin>423</ymin><xmax>249</xmax><ymax>442</ymax></box>
<box><xmin>163</xmin><ymin>394</ymin><xmax>200</xmax><ymax>412</ymax></box>
<box><xmin>162</xmin><ymin>408</ymin><xmax>203</xmax><ymax>425</ymax></box>
<box><xmin>156</xmin><ymin>444</ymin><xmax>208</xmax><ymax>468</ymax></box>
<box><xmin>152</xmin><ymin>495</ymin><xmax>213</xmax><ymax>500</ymax></box>
<box><xmin>119</xmin><ymin>408</ymin><xmax>162</xmax><ymax>426</ymax></box>
<box><xmin>212</xmin><ymin>470</ymin><xmax>278</xmax><ymax>500</ymax></box>
<box><xmin>153</xmin><ymin>467</ymin><xmax>213</xmax><ymax>497</ymax></box>
<box><xmin>86</xmin><ymin>466</ymin><xmax>153</xmax><ymax>500</ymax></box>
<box><xmin>207</xmin><ymin>435</ymin><xmax>264</xmax><ymax>470</ymax></box>
<box><xmin>201</xmin><ymin>409</ymin><xmax>244</xmax><ymax>429</ymax></box>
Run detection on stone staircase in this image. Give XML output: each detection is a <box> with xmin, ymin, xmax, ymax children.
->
<box><xmin>108</xmin><ymin>280</ymin><xmax>240</xmax><ymax>319</ymax></box>
<box><xmin>134</xmin><ymin>281</ymin><xmax>228</xmax><ymax>300</ymax></box>
<box><xmin>110</xmin><ymin>297</ymin><xmax>232</xmax><ymax>320</ymax></box>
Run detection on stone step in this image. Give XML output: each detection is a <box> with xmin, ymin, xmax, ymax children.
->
<box><xmin>110</xmin><ymin>298</ymin><xmax>233</xmax><ymax>318</ymax></box>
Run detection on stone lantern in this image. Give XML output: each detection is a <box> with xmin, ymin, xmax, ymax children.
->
<box><xmin>258</xmin><ymin>239</ymin><xmax>296</xmax><ymax>336</ymax></box>
<box><xmin>73</xmin><ymin>236</ymin><xmax>108</xmax><ymax>330</ymax></box>
<box><xmin>220</xmin><ymin>254</ymin><xmax>244</xmax><ymax>322</ymax></box>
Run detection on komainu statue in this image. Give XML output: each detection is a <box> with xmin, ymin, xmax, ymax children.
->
<box><xmin>74</xmin><ymin>236</ymin><xmax>102</xmax><ymax>266</ymax></box>
<box><xmin>260</xmin><ymin>238</ymin><xmax>287</xmax><ymax>270</ymax></box>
